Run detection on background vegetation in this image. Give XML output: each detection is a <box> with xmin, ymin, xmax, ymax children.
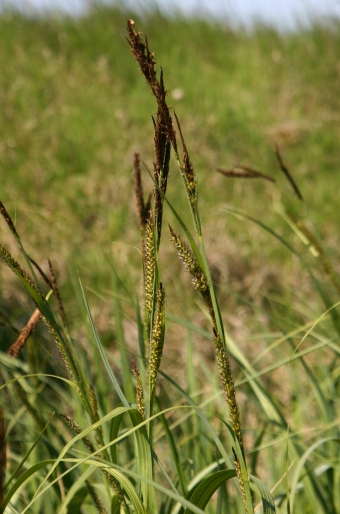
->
<box><xmin>1</xmin><ymin>5</ymin><xmax>340</xmax><ymax>303</ymax></box>
<box><xmin>0</xmin><ymin>4</ymin><xmax>339</xmax><ymax>513</ymax></box>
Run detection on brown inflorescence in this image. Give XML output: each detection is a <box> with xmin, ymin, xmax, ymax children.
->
<box><xmin>126</xmin><ymin>20</ymin><xmax>176</xmax><ymax>150</ymax></box>
<box><xmin>48</xmin><ymin>259</ymin><xmax>67</xmax><ymax>328</ymax></box>
<box><xmin>216</xmin><ymin>165</ymin><xmax>275</xmax><ymax>182</ymax></box>
<box><xmin>133</xmin><ymin>152</ymin><xmax>150</xmax><ymax>231</ymax></box>
<box><xmin>8</xmin><ymin>308</ymin><xmax>41</xmax><ymax>358</ymax></box>
<box><xmin>127</xmin><ymin>19</ymin><xmax>177</xmax><ymax>244</ymax></box>
<box><xmin>0</xmin><ymin>201</ymin><xmax>20</xmax><ymax>240</ymax></box>
<box><xmin>274</xmin><ymin>142</ymin><xmax>303</xmax><ymax>201</ymax></box>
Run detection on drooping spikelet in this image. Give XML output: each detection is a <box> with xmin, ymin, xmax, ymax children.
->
<box><xmin>41</xmin><ymin>315</ymin><xmax>88</xmax><ymax>408</ymax></box>
<box><xmin>148</xmin><ymin>284</ymin><xmax>165</xmax><ymax>395</ymax></box>
<box><xmin>61</xmin><ymin>415</ymin><xmax>125</xmax><ymax>506</ymax></box>
<box><xmin>60</xmin><ymin>414</ymin><xmax>96</xmax><ymax>453</ymax></box>
<box><xmin>169</xmin><ymin>227</ymin><xmax>206</xmax><ymax>289</ymax></box>
<box><xmin>169</xmin><ymin>227</ymin><xmax>244</xmax><ymax>454</ymax></box>
<box><xmin>0</xmin><ymin>244</ymin><xmax>41</xmax><ymax>296</ymax></box>
<box><xmin>85</xmin><ymin>481</ymin><xmax>108</xmax><ymax>514</ymax></box>
<box><xmin>213</xmin><ymin>330</ymin><xmax>244</xmax><ymax>454</ymax></box>
<box><xmin>169</xmin><ymin>227</ymin><xmax>216</xmax><ymax>324</ymax></box>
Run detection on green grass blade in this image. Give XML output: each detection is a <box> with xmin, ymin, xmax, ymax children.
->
<box><xmin>183</xmin><ymin>469</ymin><xmax>237</xmax><ymax>514</ymax></box>
<box><xmin>159</xmin><ymin>371</ymin><xmax>233</xmax><ymax>469</ymax></box>
<box><xmin>78</xmin><ymin>275</ymin><xmax>130</xmax><ymax>408</ymax></box>
<box><xmin>128</xmin><ymin>409</ymin><xmax>157</xmax><ymax>513</ymax></box>
<box><xmin>111</xmin><ymin>267</ymin><xmax>135</xmax><ymax>403</ymax></box>
<box><xmin>167</xmin><ymin>313</ymin><xmax>284</xmax><ymax>424</ymax></box>
<box><xmin>0</xmin><ymin>460</ymin><xmax>53</xmax><ymax>514</ymax></box>
<box><xmin>289</xmin><ymin>437</ymin><xmax>340</xmax><ymax>513</ymax></box>
<box><xmin>65</xmin><ymin>487</ymin><xmax>88</xmax><ymax>514</ymax></box>
<box><xmin>249</xmin><ymin>474</ymin><xmax>276</xmax><ymax>513</ymax></box>
<box><xmin>157</xmin><ymin>404</ymin><xmax>188</xmax><ymax>498</ymax></box>
<box><xmin>3</xmin><ymin>413</ymin><xmax>54</xmax><ymax>490</ymax></box>
<box><xmin>30</xmin><ymin>405</ymin><xmax>131</xmax><ymax>506</ymax></box>
<box><xmin>56</xmin><ymin>465</ymin><xmax>95</xmax><ymax>514</ymax></box>
<box><xmin>224</xmin><ymin>207</ymin><xmax>340</xmax><ymax>335</ymax></box>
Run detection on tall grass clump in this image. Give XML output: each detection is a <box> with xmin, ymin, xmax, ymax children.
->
<box><xmin>0</xmin><ymin>17</ymin><xmax>339</xmax><ymax>514</ymax></box>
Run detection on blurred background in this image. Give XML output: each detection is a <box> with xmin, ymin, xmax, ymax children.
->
<box><xmin>2</xmin><ymin>0</ymin><xmax>340</xmax><ymax>28</ymax></box>
<box><xmin>1</xmin><ymin>0</ymin><xmax>340</xmax><ymax>344</ymax></box>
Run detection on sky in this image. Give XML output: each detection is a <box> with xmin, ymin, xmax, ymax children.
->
<box><xmin>2</xmin><ymin>0</ymin><xmax>340</xmax><ymax>30</ymax></box>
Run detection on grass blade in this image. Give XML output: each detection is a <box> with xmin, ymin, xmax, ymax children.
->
<box><xmin>78</xmin><ymin>274</ymin><xmax>129</xmax><ymax>408</ymax></box>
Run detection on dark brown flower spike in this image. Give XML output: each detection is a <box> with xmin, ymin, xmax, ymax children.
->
<box><xmin>126</xmin><ymin>20</ymin><xmax>159</xmax><ymax>100</ymax></box>
<box><xmin>8</xmin><ymin>308</ymin><xmax>41</xmax><ymax>358</ymax></box>
<box><xmin>127</xmin><ymin>20</ymin><xmax>176</xmax><ymax>149</ymax></box>
<box><xmin>48</xmin><ymin>259</ymin><xmax>67</xmax><ymax>327</ymax></box>
<box><xmin>174</xmin><ymin>113</ymin><xmax>198</xmax><ymax>209</ymax></box>
<box><xmin>0</xmin><ymin>201</ymin><xmax>19</xmax><ymax>240</ymax></box>
<box><xmin>28</xmin><ymin>256</ymin><xmax>53</xmax><ymax>289</ymax></box>
<box><xmin>274</xmin><ymin>142</ymin><xmax>303</xmax><ymax>201</ymax></box>
<box><xmin>133</xmin><ymin>152</ymin><xmax>148</xmax><ymax>230</ymax></box>
<box><xmin>217</xmin><ymin>165</ymin><xmax>275</xmax><ymax>183</ymax></box>
<box><xmin>127</xmin><ymin>19</ymin><xmax>177</xmax><ymax>244</ymax></box>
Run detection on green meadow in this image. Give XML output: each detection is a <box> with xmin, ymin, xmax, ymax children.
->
<box><xmin>0</xmin><ymin>5</ymin><xmax>339</xmax><ymax>513</ymax></box>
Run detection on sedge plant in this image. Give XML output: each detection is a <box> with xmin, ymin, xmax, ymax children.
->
<box><xmin>0</xmin><ymin>17</ymin><xmax>339</xmax><ymax>514</ymax></box>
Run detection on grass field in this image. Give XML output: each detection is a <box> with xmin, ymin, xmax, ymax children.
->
<box><xmin>0</xmin><ymin>4</ymin><xmax>340</xmax><ymax>513</ymax></box>
<box><xmin>1</xmin><ymin>5</ymin><xmax>340</xmax><ymax>298</ymax></box>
